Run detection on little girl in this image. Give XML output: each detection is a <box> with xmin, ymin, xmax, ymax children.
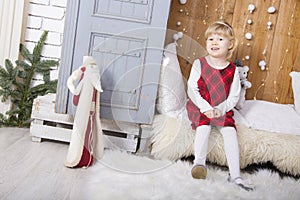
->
<box><xmin>186</xmin><ymin>21</ymin><xmax>254</xmax><ymax>191</ymax></box>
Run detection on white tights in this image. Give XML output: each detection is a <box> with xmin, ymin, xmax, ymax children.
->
<box><xmin>193</xmin><ymin>125</ymin><xmax>241</xmax><ymax>179</ymax></box>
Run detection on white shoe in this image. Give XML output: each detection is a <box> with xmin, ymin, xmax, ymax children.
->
<box><xmin>228</xmin><ymin>176</ymin><xmax>254</xmax><ymax>191</ymax></box>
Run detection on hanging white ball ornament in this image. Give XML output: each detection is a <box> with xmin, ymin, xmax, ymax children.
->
<box><xmin>267</xmin><ymin>21</ymin><xmax>272</xmax><ymax>29</ymax></box>
<box><xmin>179</xmin><ymin>0</ymin><xmax>187</xmax><ymax>5</ymax></box>
<box><xmin>245</xmin><ymin>55</ymin><xmax>250</xmax><ymax>60</ymax></box>
<box><xmin>177</xmin><ymin>21</ymin><xmax>181</xmax><ymax>26</ymax></box>
<box><xmin>247</xmin><ymin>19</ymin><xmax>253</xmax><ymax>25</ymax></box>
<box><xmin>177</xmin><ymin>31</ymin><xmax>183</xmax><ymax>38</ymax></box>
<box><xmin>248</xmin><ymin>4</ymin><xmax>255</xmax><ymax>13</ymax></box>
<box><xmin>268</xmin><ymin>6</ymin><xmax>276</xmax><ymax>14</ymax></box>
<box><xmin>245</xmin><ymin>32</ymin><xmax>252</xmax><ymax>40</ymax></box>
<box><xmin>173</xmin><ymin>32</ymin><xmax>183</xmax><ymax>41</ymax></box>
<box><xmin>259</xmin><ymin>60</ymin><xmax>266</xmax><ymax>70</ymax></box>
<box><xmin>173</xmin><ymin>34</ymin><xmax>179</xmax><ymax>41</ymax></box>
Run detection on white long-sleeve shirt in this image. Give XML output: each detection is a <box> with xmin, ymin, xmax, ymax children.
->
<box><xmin>187</xmin><ymin>57</ymin><xmax>241</xmax><ymax>116</ymax></box>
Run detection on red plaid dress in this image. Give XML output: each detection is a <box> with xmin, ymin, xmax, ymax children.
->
<box><xmin>186</xmin><ymin>57</ymin><xmax>236</xmax><ymax>130</ymax></box>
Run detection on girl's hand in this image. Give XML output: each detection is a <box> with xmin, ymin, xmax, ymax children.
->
<box><xmin>204</xmin><ymin>110</ymin><xmax>215</xmax><ymax>118</ymax></box>
<box><xmin>213</xmin><ymin>108</ymin><xmax>221</xmax><ymax>118</ymax></box>
<box><xmin>204</xmin><ymin>109</ymin><xmax>222</xmax><ymax>118</ymax></box>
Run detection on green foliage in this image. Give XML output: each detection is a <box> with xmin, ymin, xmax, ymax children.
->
<box><xmin>0</xmin><ymin>31</ymin><xmax>58</xmax><ymax>127</ymax></box>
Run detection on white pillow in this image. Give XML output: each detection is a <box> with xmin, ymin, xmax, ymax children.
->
<box><xmin>238</xmin><ymin>100</ymin><xmax>300</xmax><ymax>135</ymax></box>
<box><xmin>290</xmin><ymin>71</ymin><xmax>300</xmax><ymax>115</ymax></box>
<box><xmin>156</xmin><ymin>42</ymin><xmax>187</xmax><ymax>118</ymax></box>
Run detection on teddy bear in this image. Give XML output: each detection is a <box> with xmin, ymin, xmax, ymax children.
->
<box><xmin>234</xmin><ymin>59</ymin><xmax>252</xmax><ymax>109</ymax></box>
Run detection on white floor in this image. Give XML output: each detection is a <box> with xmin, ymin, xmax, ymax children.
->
<box><xmin>0</xmin><ymin>127</ymin><xmax>88</xmax><ymax>199</ymax></box>
<box><xmin>1</xmin><ymin>127</ymin><xmax>300</xmax><ymax>200</ymax></box>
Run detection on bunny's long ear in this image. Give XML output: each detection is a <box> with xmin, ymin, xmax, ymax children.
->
<box><xmin>67</xmin><ymin>67</ymin><xmax>83</xmax><ymax>94</ymax></box>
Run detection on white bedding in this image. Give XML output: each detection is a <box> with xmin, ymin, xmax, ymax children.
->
<box><xmin>235</xmin><ymin>100</ymin><xmax>300</xmax><ymax>135</ymax></box>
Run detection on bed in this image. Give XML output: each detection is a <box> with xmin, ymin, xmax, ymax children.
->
<box><xmin>150</xmin><ymin>42</ymin><xmax>300</xmax><ymax>176</ymax></box>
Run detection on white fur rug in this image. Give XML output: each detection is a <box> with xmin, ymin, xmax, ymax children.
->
<box><xmin>150</xmin><ymin>114</ymin><xmax>300</xmax><ymax>176</ymax></box>
<box><xmin>70</xmin><ymin>150</ymin><xmax>300</xmax><ymax>200</ymax></box>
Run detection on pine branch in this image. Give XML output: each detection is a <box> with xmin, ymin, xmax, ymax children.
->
<box><xmin>32</xmin><ymin>31</ymin><xmax>48</xmax><ymax>63</ymax></box>
<box><xmin>35</xmin><ymin>60</ymin><xmax>58</xmax><ymax>73</ymax></box>
<box><xmin>19</xmin><ymin>44</ymin><xmax>32</xmax><ymax>63</ymax></box>
<box><xmin>16</xmin><ymin>60</ymin><xmax>31</xmax><ymax>71</ymax></box>
<box><xmin>0</xmin><ymin>30</ymin><xmax>58</xmax><ymax>127</ymax></box>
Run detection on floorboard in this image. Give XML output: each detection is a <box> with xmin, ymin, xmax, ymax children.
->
<box><xmin>0</xmin><ymin>128</ymin><xmax>87</xmax><ymax>200</ymax></box>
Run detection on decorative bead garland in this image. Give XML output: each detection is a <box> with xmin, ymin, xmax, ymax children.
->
<box><xmin>246</xmin><ymin>1</ymin><xmax>278</xmax><ymax>100</ymax></box>
<box><xmin>203</xmin><ymin>0</ymin><xmax>209</xmax><ymax>25</ymax></box>
<box><xmin>241</xmin><ymin>2</ymin><xmax>257</xmax><ymax>67</ymax></box>
<box><xmin>273</xmin><ymin>1</ymin><xmax>297</xmax><ymax>102</ymax></box>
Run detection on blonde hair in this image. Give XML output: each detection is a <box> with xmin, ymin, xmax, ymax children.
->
<box><xmin>205</xmin><ymin>21</ymin><xmax>238</xmax><ymax>60</ymax></box>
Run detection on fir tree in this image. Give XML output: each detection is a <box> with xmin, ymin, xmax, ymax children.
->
<box><xmin>0</xmin><ymin>31</ymin><xmax>58</xmax><ymax>127</ymax></box>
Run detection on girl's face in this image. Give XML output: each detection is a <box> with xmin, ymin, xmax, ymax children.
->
<box><xmin>206</xmin><ymin>33</ymin><xmax>233</xmax><ymax>59</ymax></box>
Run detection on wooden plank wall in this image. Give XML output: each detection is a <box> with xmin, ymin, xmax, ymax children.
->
<box><xmin>166</xmin><ymin>0</ymin><xmax>300</xmax><ymax>104</ymax></box>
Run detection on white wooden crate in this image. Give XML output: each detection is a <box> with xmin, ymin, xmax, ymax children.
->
<box><xmin>30</xmin><ymin>93</ymin><xmax>139</xmax><ymax>152</ymax></box>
